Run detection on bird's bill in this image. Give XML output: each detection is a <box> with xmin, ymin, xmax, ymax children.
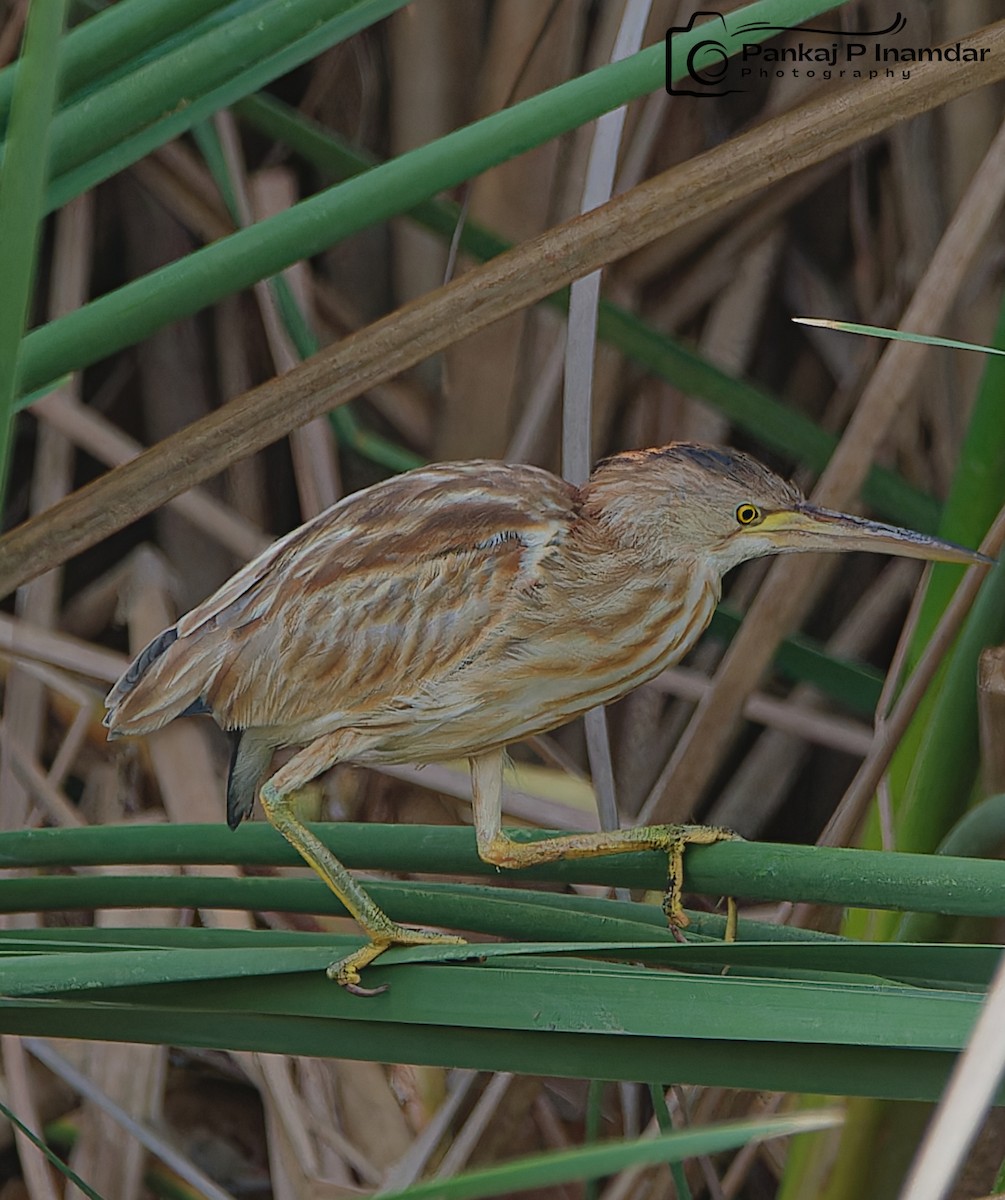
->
<box><xmin>760</xmin><ymin>505</ymin><xmax>993</xmax><ymax>565</ymax></box>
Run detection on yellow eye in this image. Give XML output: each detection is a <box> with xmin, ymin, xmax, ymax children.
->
<box><xmin>736</xmin><ymin>503</ymin><xmax>761</xmax><ymax>526</ymax></box>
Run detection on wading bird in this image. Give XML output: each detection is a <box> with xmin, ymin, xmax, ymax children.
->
<box><xmin>105</xmin><ymin>443</ymin><xmax>986</xmax><ymax>992</ymax></box>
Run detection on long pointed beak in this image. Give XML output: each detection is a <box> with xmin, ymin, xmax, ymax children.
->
<box><xmin>761</xmin><ymin>505</ymin><xmax>993</xmax><ymax>565</ymax></box>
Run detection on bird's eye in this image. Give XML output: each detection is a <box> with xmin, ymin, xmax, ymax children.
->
<box><xmin>735</xmin><ymin>503</ymin><xmax>761</xmax><ymax>526</ymax></box>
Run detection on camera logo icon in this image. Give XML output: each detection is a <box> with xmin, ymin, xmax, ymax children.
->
<box><xmin>666</xmin><ymin>11</ymin><xmax>745</xmax><ymax>96</ymax></box>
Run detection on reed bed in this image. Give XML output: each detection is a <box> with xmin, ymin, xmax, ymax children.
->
<box><xmin>0</xmin><ymin>2</ymin><xmax>1004</xmax><ymax>1198</ymax></box>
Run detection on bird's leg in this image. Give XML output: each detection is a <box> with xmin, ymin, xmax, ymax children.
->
<box><xmin>260</xmin><ymin>736</ymin><xmax>464</xmax><ymax>994</ymax></box>
<box><xmin>470</xmin><ymin>750</ymin><xmax>738</xmax><ymax>939</ymax></box>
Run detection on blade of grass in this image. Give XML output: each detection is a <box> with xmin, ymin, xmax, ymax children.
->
<box><xmin>792</xmin><ymin>318</ymin><xmax>1005</xmax><ymax>357</ymax></box>
<box><xmin>0</xmin><ymin>991</ymin><xmax>974</xmax><ymax>1099</ymax></box>
<box><xmin>649</xmin><ymin>1084</ymin><xmax>693</xmax><ymax>1200</ymax></box>
<box><xmin>45</xmin><ymin>0</ymin><xmax>412</xmax><ymax>212</ymax></box>
<box><xmin>846</xmin><ymin>296</ymin><xmax>1005</xmax><ymax>943</ymax></box>
<box><xmin>17</xmin><ymin>0</ymin><xmax>849</xmax><ymax>401</ymax></box>
<box><xmin>0</xmin><ymin>1096</ymin><xmax>102</xmax><ymax>1200</ymax></box>
<box><xmin>0</xmin><ymin>0</ymin><xmax>68</xmax><ymax>504</ymax></box>
<box><xmin>2</xmin><ymin>824</ymin><xmax>1005</xmax><ymax>922</ymax></box>
<box><xmin>708</xmin><ymin>604</ymin><xmax>883</xmax><ymax>714</ymax></box>
<box><xmin>7</xmin><ymin>947</ymin><xmax>985</xmax><ymax>1053</ymax></box>
<box><xmin>3</xmin><ymin>926</ymin><xmax>998</xmax><ymax>990</ymax></box>
<box><xmin>887</xmin><ymin>302</ymin><xmax>1005</xmax><ymax>844</ymax></box>
<box><xmin>374</xmin><ymin>1113</ymin><xmax>842</xmax><ymax>1200</ymax></box>
<box><xmin>0</xmin><ymin>0</ymin><xmax>237</xmax><ymax>128</ymax></box>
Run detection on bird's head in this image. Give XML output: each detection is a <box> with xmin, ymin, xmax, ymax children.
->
<box><xmin>585</xmin><ymin>443</ymin><xmax>990</xmax><ymax>575</ymax></box>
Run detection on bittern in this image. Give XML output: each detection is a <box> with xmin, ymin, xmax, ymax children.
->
<box><xmin>105</xmin><ymin>443</ymin><xmax>986</xmax><ymax>992</ymax></box>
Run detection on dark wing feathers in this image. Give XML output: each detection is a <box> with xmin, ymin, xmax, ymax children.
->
<box><xmin>104</xmin><ymin>626</ymin><xmax>192</xmax><ymax>736</ymax></box>
<box><xmin>107</xmin><ymin>625</ymin><xmax>177</xmax><ymax>706</ymax></box>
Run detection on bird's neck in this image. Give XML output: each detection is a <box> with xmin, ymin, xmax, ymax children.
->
<box><xmin>574</xmin><ymin>485</ymin><xmax>701</xmax><ymax>574</ymax></box>
<box><xmin>565</xmin><ymin>506</ymin><xmax>722</xmax><ymax>625</ymax></box>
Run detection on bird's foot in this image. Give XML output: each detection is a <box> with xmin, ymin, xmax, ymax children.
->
<box><xmin>658</xmin><ymin>824</ymin><xmax>741</xmax><ymax>943</ymax></box>
<box><xmin>327</xmin><ymin>925</ymin><xmax>467</xmax><ymax>996</ymax></box>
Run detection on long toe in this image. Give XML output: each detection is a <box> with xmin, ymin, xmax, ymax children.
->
<box><xmin>326</xmin><ymin>927</ymin><xmax>468</xmax><ymax>993</ymax></box>
<box><xmin>390</xmin><ymin>925</ymin><xmax>467</xmax><ymax>948</ymax></box>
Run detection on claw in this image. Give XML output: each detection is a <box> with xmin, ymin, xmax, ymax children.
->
<box><xmin>345</xmin><ymin>980</ymin><xmax>390</xmax><ymax>998</ymax></box>
<box><xmin>327</xmin><ymin>927</ymin><xmax>467</xmax><ymax>993</ymax></box>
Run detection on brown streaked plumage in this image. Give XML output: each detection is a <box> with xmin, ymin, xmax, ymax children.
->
<box><xmin>105</xmin><ymin>443</ymin><xmax>989</xmax><ymax>992</ymax></box>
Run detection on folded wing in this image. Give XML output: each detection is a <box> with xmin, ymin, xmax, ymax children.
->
<box><xmin>104</xmin><ymin>462</ymin><xmax>575</xmax><ymax>742</ymax></box>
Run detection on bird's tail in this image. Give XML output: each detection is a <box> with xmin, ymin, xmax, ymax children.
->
<box><xmin>104</xmin><ymin>625</ymin><xmax>213</xmax><ymax>738</ymax></box>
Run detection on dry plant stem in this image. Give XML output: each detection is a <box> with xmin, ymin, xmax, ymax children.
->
<box><xmin>24</xmin><ymin>1039</ymin><xmax>237</xmax><ymax>1200</ymax></box>
<box><xmin>2</xmin><ymin>1036</ymin><xmax>59</xmax><ymax>1200</ymax></box>
<box><xmin>1</xmin><ymin>194</ymin><xmax>87</xmax><ymax>1200</ymax></box>
<box><xmin>380</xmin><ymin>1071</ymin><xmax>479</xmax><ymax>1193</ymax></box>
<box><xmin>434</xmin><ymin>1072</ymin><xmax>514</xmax><ymax>1179</ymax></box>
<box><xmin>296</xmin><ymin>1061</ymin><xmax>377</xmax><ymax>1187</ymax></box>
<box><xmin>720</xmin><ymin>1095</ymin><xmax>785</xmax><ymax>1200</ymax></box>
<box><xmin>567</xmin><ymin>0</ymin><xmax>651</xmax><ymax>837</ymax></box>
<box><xmin>563</xmin><ymin>0</ymin><xmax>651</xmax><ymax>485</ymax></box>
<box><xmin>214</xmin><ymin>119</ymin><xmax>346</xmax><ymax>520</ymax></box>
<box><xmin>6</xmin><ymin>656</ymin><xmax>95</xmax><ymax>793</ymax></box>
<box><xmin>75</xmin><ymin>562</ymin><xmax>175</xmax><ymax>1197</ymax></box>
<box><xmin>212</xmin><ymin>112</ymin><xmax>338</xmax><ymax>519</ymax></box>
<box><xmin>671</xmin><ymin>1084</ymin><xmax>727</xmax><ymax>1200</ymax></box>
<box><xmin>3</xmin><ymin>22</ymin><xmax>1005</xmax><ymax>593</ymax></box>
<box><xmin>652</xmin><ymin>160</ymin><xmax>846</xmax><ymax>330</ymax></box>
<box><xmin>505</xmin><ymin>319</ymin><xmax>566</xmax><ymax>463</ymax></box>
<box><xmin>70</xmin><ymin>908</ymin><xmax>172</xmax><ymax>1195</ymax></box>
<box><xmin>0</xmin><ymin>612</ymin><xmax>126</xmax><ymax>683</ymax></box>
<box><xmin>640</xmin><ymin>108</ymin><xmax>1005</xmax><ymax>825</ymax></box>
<box><xmin>876</xmin><ymin>561</ymin><xmax>932</xmax><ymax>722</ymax></box>
<box><xmin>583</xmin><ymin>709</ymin><xmax>618</xmax><ymax>834</ymax></box>
<box><xmin>615</xmin><ymin>89</ymin><xmax>664</xmax><ymax>194</ymax></box>
<box><xmin>133</xmin><ymin>151</ymin><xmax>232</xmax><ymax>244</ymax></box>
<box><xmin>437</xmin><ymin>2</ymin><xmax>577</xmax><ymax>461</ymax></box>
<box><xmin>45</xmin><ymin>703</ymin><xmax>91</xmax><ymax>792</ymax></box>
<box><xmin>0</xmin><ymin>196</ymin><xmax>91</xmax><ymax>834</ymax></box>
<box><xmin>214</xmin><ymin>100</ymin><xmax>340</xmax><ymax>517</ymax></box>
<box><xmin>0</xmin><ymin>0</ymin><xmax>29</xmax><ymax>68</ymax></box>
<box><xmin>247</xmin><ymin>166</ymin><xmax>340</xmax><ymax>517</ymax></box>
<box><xmin>243</xmin><ymin>1056</ymin><xmax>332</xmax><ymax>1195</ymax></box>
<box><xmin>621</xmin><ymin>152</ymin><xmax>846</xmax><ymax>289</ymax></box>
<box><xmin>116</xmin><ymin>551</ymin><xmax>349</xmax><ymax>1200</ymax></box>
<box><xmin>1</xmin><ymin>733</ymin><xmax>85</xmax><ymax>828</ymax></box>
<box><xmin>597</xmin><ymin>1111</ymin><xmax>665</xmax><ymax>1200</ymax></box>
<box><xmin>528</xmin><ymin>731</ymin><xmax>590</xmax><ymax>780</ymax></box>
<box><xmin>121</xmin><ymin>549</ymin><xmax>249</xmax><ymax>927</ymax></box>
<box><xmin>685</xmin><ymin>229</ymin><xmax>782</xmax><ymax>442</ymax></box>
<box><xmin>532</xmin><ymin>1094</ymin><xmax>577</xmax><ymax>1187</ymax></box>
<box><xmin>706</xmin><ymin>561</ymin><xmax>916</xmax><ymax>833</ymax></box>
<box><xmin>652</xmin><ymin>665</ymin><xmax>873</xmax><ymax>757</ymax></box>
<box><xmin>979</xmin><ymin>648</ymin><xmax>1005</xmax><ymax>794</ymax></box>
<box><xmin>897</xmin><ymin>944</ymin><xmax>1005</xmax><ymax>1200</ymax></box>
<box><xmin>31</xmin><ymin>391</ymin><xmax>268</xmax><ymax>560</ymax></box>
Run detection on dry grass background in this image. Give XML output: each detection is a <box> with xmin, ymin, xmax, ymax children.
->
<box><xmin>1</xmin><ymin>1</ymin><xmax>1004</xmax><ymax>1198</ymax></box>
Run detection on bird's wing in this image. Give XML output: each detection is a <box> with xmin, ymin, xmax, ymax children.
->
<box><xmin>110</xmin><ymin>461</ymin><xmax>577</xmax><ymax>736</ymax></box>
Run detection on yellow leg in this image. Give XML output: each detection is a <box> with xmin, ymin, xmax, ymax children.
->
<box><xmin>260</xmin><ymin>739</ymin><xmax>464</xmax><ymax>994</ymax></box>
<box><xmin>470</xmin><ymin>751</ymin><xmax>739</xmax><ymax>938</ymax></box>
